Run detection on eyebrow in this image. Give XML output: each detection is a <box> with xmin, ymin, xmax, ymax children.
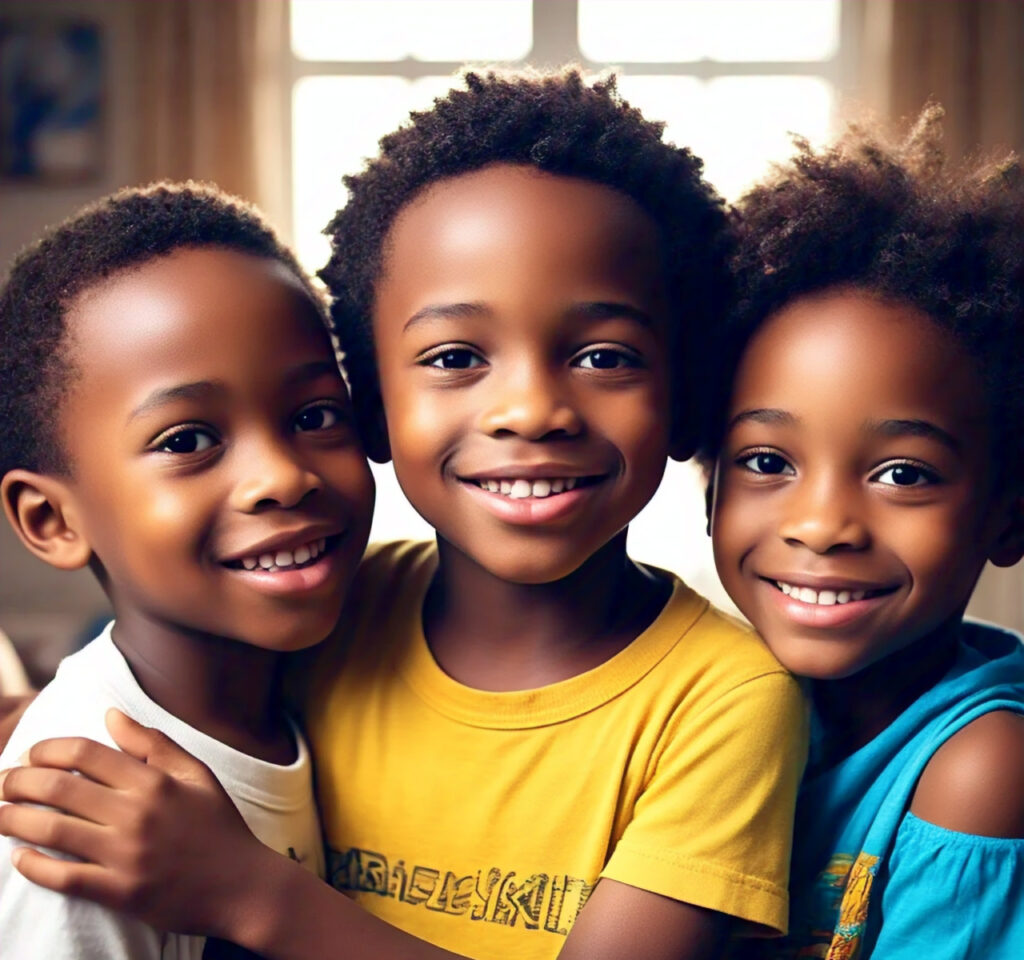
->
<box><xmin>727</xmin><ymin>408</ymin><xmax>798</xmax><ymax>431</ymax></box>
<box><xmin>404</xmin><ymin>302</ymin><xmax>491</xmax><ymax>331</ymax></box>
<box><xmin>868</xmin><ymin>418</ymin><xmax>962</xmax><ymax>453</ymax></box>
<box><xmin>283</xmin><ymin>359</ymin><xmax>344</xmax><ymax>387</ymax></box>
<box><xmin>128</xmin><ymin>362</ymin><xmax>343</xmax><ymax>422</ymax></box>
<box><xmin>128</xmin><ymin>381</ymin><xmax>222</xmax><ymax>422</ymax></box>
<box><xmin>403</xmin><ymin>300</ymin><xmax>655</xmax><ymax>332</ymax></box>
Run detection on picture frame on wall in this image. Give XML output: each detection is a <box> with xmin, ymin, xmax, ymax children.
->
<box><xmin>0</xmin><ymin>18</ymin><xmax>104</xmax><ymax>183</ymax></box>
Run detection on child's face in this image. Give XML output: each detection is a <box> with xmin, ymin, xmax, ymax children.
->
<box><xmin>58</xmin><ymin>247</ymin><xmax>374</xmax><ymax>650</ymax></box>
<box><xmin>372</xmin><ymin>164</ymin><xmax>675</xmax><ymax>583</ymax></box>
<box><xmin>712</xmin><ymin>288</ymin><xmax>1014</xmax><ymax>680</ymax></box>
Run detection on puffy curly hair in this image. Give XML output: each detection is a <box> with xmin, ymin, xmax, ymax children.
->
<box><xmin>0</xmin><ymin>181</ymin><xmax>323</xmax><ymax>478</ymax></box>
<box><xmin>320</xmin><ymin>68</ymin><xmax>730</xmax><ymax>455</ymax></box>
<box><xmin>704</xmin><ymin>106</ymin><xmax>1024</xmax><ymax>485</ymax></box>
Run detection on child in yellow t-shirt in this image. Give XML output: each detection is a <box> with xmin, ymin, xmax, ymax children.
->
<box><xmin>0</xmin><ymin>71</ymin><xmax>806</xmax><ymax>960</ymax></box>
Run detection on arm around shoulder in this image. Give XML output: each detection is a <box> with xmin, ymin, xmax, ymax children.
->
<box><xmin>910</xmin><ymin>709</ymin><xmax>1024</xmax><ymax>838</ymax></box>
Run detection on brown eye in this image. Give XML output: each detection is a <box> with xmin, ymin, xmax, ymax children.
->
<box><xmin>575</xmin><ymin>348</ymin><xmax>637</xmax><ymax>369</ymax></box>
<box><xmin>158</xmin><ymin>429</ymin><xmax>216</xmax><ymax>454</ymax></box>
<box><xmin>740</xmin><ymin>452</ymin><xmax>794</xmax><ymax>475</ymax></box>
<box><xmin>874</xmin><ymin>464</ymin><xmax>935</xmax><ymax>486</ymax></box>
<box><xmin>428</xmin><ymin>349</ymin><xmax>481</xmax><ymax>369</ymax></box>
<box><xmin>294</xmin><ymin>404</ymin><xmax>341</xmax><ymax>432</ymax></box>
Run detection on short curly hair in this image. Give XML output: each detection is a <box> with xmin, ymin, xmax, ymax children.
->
<box><xmin>704</xmin><ymin>106</ymin><xmax>1024</xmax><ymax>485</ymax></box>
<box><xmin>0</xmin><ymin>181</ymin><xmax>323</xmax><ymax>479</ymax></box>
<box><xmin>320</xmin><ymin>68</ymin><xmax>730</xmax><ymax>453</ymax></box>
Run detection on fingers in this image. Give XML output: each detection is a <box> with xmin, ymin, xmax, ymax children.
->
<box><xmin>106</xmin><ymin>708</ymin><xmax>219</xmax><ymax>785</ymax></box>
<box><xmin>9</xmin><ymin>847</ymin><xmax>127</xmax><ymax>910</ymax></box>
<box><xmin>19</xmin><ymin>734</ymin><xmax>153</xmax><ymax>789</ymax></box>
<box><xmin>0</xmin><ymin>801</ymin><xmax>110</xmax><ymax>865</ymax></box>
<box><xmin>0</xmin><ymin>763</ymin><xmax>129</xmax><ymax>825</ymax></box>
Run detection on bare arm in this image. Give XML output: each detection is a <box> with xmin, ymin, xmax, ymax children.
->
<box><xmin>910</xmin><ymin>709</ymin><xmax>1024</xmax><ymax>838</ymax></box>
<box><xmin>0</xmin><ymin>710</ymin><xmax>730</xmax><ymax>960</ymax></box>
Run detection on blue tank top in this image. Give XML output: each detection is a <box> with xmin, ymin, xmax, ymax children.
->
<box><xmin>777</xmin><ymin>622</ymin><xmax>1024</xmax><ymax>958</ymax></box>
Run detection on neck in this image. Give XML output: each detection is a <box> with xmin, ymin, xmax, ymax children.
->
<box><xmin>108</xmin><ymin>609</ymin><xmax>293</xmax><ymax>764</ymax></box>
<box><xmin>810</xmin><ymin>616</ymin><xmax>963</xmax><ymax>770</ymax></box>
<box><xmin>423</xmin><ymin>530</ymin><xmax>671</xmax><ymax>691</ymax></box>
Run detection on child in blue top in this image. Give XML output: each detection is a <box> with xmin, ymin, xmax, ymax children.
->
<box><xmin>707</xmin><ymin>107</ymin><xmax>1024</xmax><ymax>957</ymax></box>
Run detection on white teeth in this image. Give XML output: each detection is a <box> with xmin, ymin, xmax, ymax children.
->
<box><xmin>777</xmin><ymin>581</ymin><xmax>872</xmax><ymax>605</ymax></box>
<box><xmin>238</xmin><ymin>538</ymin><xmax>327</xmax><ymax>573</ymax></box>
<box><xmin>509</xmin><ymin>479</ymin><xmax>532</xmax><ymax>499</ymax></box>
<box><xmin>478</xmin><ymin>477</ymin><xmax>584</xmax><ymax>498</ymax></box>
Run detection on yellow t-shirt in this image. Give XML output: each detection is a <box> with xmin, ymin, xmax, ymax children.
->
<box><xmin>305</xmin><ymin>541</ymin><xmax>807</xmax><ymax>960</ymax></box>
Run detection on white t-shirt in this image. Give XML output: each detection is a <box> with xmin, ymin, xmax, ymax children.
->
<box><xmin>0</xmin><ymin>623</ymin><xmax>324</xmax><ymax>960</ymax></box>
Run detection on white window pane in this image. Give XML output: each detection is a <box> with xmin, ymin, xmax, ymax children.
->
<box><xmin>630</xmin><ymin>461</ymin><xmax>740</xmax><ymax>617</ymax></box>
<box><xmin>617</xmin><ymin>74</ymin><xmax>833</xmax><ymax>200</ymax></box>
<box><xmin>292</xmin><ymin>75</ymin><xmax>458</xmax><ymax>272</ymax></box>
<box><xmin>291</xmin><ymin>0</ymin><xmax>532</xmax><ymax>62</ymax></box>
<box><xmin>580</xmin><ymin>0</ymin><xmax>840</xmax><ymax>62</ymax></box>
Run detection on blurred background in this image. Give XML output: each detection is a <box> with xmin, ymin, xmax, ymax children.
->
<box><xmin>1</xmin><ymin>0</ymin><xmax>1023</xmax><ymax>687</ymax></box>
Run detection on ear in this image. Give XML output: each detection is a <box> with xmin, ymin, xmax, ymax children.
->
<box><xmin>1</xmin><ymin>470</ymin><xmax>93</xmax><ymax>571</ymax></box>
<box><xmin>989</xmin><ymin>493</ymin><xmax>1024</xmax><ymax>568</ymax></box>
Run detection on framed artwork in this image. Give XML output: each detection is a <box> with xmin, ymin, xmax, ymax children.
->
<box><xmin>0</xmin><ymin>19</ymin><xmax>103</xmax><ymax>182</ymax></box>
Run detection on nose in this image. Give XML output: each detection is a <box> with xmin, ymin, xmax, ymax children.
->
<box><xmin>777</xmin><ymin>474</ymin><xmax>870</xmax><ymax>554</ymax></box>
<box><xmin>229</xmin><ymin>434</ymin><xmax>322</xmax><ymax>513</ymax></box>
<box><xmin>476</xmin><ymin>362</ymin><xmax>583</xmax><ymax>441</ymax></box>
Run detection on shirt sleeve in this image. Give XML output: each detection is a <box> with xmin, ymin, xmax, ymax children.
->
<box><xmin>0</xmin><ymin>835</ymin><xmax>165</xmax><ymax>960</ymax></box>
<box><xmin>601</xmin><ymin>670</ymin><xmax>808</xmax><ymax>935</ymax></box>
<box><xmin>871</xmin><ymin>812</ymin><xmax>1024</xmax><ymax>958</ymax></box>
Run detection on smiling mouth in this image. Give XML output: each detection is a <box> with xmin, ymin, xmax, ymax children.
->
<box><xmin>224</xmin><ymin>535</ymin><xmax>337</xmax><ymax>573</ymax></box>
<box><xmin>466</xmin><ymin>476</ymin><xmax>602</xmax><ymax>499</ymax></box>
<box><xmin>770</xmin><ymin>579</ymin><xmax>898</xmax><ymax>606</ymax></box>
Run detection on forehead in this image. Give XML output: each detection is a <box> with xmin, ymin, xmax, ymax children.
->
<box><xmin>64</xmin><ymin>247</ymin><xmax>335</xmax><ymax>413</ymax></box>
<box><xmin>731</xmin><ymin>289</ymin><xmax>990</xmax><ymax>436</ymax></box>
<box><xmin>376</xmin><ymin>164</ymin><xmax>666</xmax><ymax>309</ymax></box>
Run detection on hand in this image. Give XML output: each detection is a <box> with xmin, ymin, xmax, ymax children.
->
<box><xmin>0</xmin><ymin>708</ymin><xmax>273</xmax><ymax>939</ymax></box>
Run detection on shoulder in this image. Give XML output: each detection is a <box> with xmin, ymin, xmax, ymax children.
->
<box><xmin>353</xmin><ymin>539</ymin><xmax>436</xmax><ymax>595</ymax></box>
<box><xmin>911</xmin><ymin>709</ymin><xmax>1024</xmax><ymax>838</ymax></box>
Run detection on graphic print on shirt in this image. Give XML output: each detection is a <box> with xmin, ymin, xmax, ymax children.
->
<box><xmin>328</xmin><ymin>845</ymin><xmax>595</xmax><ymax>938</ymax></box>
<box><xmin>782</xmin><ymin>851</ymin><xmax>879</xmax><ymax>959</ymax></box>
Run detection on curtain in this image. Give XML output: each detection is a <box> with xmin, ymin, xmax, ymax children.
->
<box><xmin>863</xmin><ymin>0</ymin><xmax>1024</xmax><ymax>159</ymax></box>
<box><xmin>131</xmin><ymin>0</ymin><xmax>288</xmax><ymax>214</ymax></box>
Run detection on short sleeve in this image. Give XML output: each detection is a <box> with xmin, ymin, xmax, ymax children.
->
<box><xmin>871</xmin><ymin>812</ymin><xmax>1024</xmax><ymax>958</ymax></box>
<box><xmin>601</xmin><ymin>670</ymin><xmax>807</xmax><ymax>934</ymax></box>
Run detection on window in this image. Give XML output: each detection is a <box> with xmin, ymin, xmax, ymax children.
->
<box><xmin>288</xmin><ymin>0</ymin><xmax>851</xmax><ymax>609</ymax></box>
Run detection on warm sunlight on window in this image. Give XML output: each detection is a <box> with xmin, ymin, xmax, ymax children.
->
<box><xmin>290</xmin><ymin>0</ymin><xmax>532</xmax><ymax>62</ymax></box>
<box><xmin>578</xmin><ymin>0</ymin><xmax>840</xmax><ymax>62</ymax></box>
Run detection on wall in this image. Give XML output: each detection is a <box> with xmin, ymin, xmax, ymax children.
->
<box><xmin>0</xmin><ymin>0</ymin><xmax>138</xmax><ymax>681</ymax></box>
